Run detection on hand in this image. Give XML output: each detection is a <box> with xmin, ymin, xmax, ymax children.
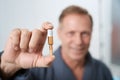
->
<box><xmin>0</xmin><ymin>22</ymin><xmax>55</xmax><ymax>77</ymax></box>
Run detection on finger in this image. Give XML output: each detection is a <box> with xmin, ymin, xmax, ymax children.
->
<box><xmin>9</xmin><ymin>28</ymin><xmax>21</xmax><ymax>50</ymax></box>
<box><xmin>37</xmin><ymin>22</ymin><xmax>54</xmax><ymax>51</ymax></box>
<box><xmin>29</xmin><ymin>29</ymin><xmax>45</xmax><ymax>53</ymax></box>
<box><xmin>40</xmin><ymin>22</ymin><xmax>54</xmax><ymax>32</ymax></box>
<box><xmin>37</xmin><ymin>31</ymin><xmax>47</xmax><ymax>52</ymax></box>
<box><xmin>34</xmin><ymin>55</ymin><xmax>55</xmax><ymax>67</ymax></box>
<box><xmin>20</xmin><ymin>29</ymin><xmax>31</xmax><ymax>52</ymax></box>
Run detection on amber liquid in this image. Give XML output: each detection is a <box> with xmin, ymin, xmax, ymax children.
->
<box><xmin>48</xmin><ymin>36</ymin><xmax>53</xmax><ymax>55</ymax></box>
<box><xmin>48</xmin><ymin>36</ymin><xmax>53</xmax><ymax>45</ymax></box>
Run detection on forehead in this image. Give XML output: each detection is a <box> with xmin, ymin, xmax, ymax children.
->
<box><xmin>60</xmin><ymin>14</ymin><xmax>92</xmax><ymax>31</ymax></box>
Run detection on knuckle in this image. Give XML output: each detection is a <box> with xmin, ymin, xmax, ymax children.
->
<box><xmin>11</xmin><ymin>28</ymin><xmax>21</xmax><ymax>35</ymax></box>
<box><xmin>29</xmin><ymin>43</ymin><xmax>36</xmax><ymax>49</ymax></box>
<box><xmin>9</xmin><ymin>28</ymin><xmax>21</xmax><ymax>45</ymax></box>
<box><xmin>32</xmin><ymin>29</ymin><xmax>40</xmax><ymax>34</ymax></box>
<box><xmin>10</xmin><ymin>28</ymin><xmax>21</xmax><ymax>38</ymax></box>
<box><xmin>21</xmin><ymin>29</ymin><xmax>31</xmax><ymax>38</ymax></box>
<box><xmin>31</xmin><ymin>29</ymin><xmax>42</xmax><ymax>40</ymax></box>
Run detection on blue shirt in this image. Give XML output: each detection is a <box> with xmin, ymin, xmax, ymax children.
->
<box><xmin>1</xmin><ymin>47</ymin><xmax>113</xmax><ymax>80</ymax></box>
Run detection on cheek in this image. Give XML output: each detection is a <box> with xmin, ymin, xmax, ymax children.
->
<box><xmin>63</xmin><ymin>38</ymin><xmax>71</xmax><ymax>44</ymax></box>
<box><xmin>83</xmin><ymin>37</ymin><xmax>91</xmax><ymax>45</ymax></box>
<box><xmin>61</xmin><ymin>36</ymin><xmax>72</xmax><ymax>45</ymax></box>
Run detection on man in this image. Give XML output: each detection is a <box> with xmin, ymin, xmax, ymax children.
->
<box><xmin>0</xmin><ymin>5</ymin><xmax>113</xmax><ymax>80</ymax></box>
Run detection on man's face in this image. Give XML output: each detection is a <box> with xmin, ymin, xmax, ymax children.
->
<box><xmin>58</xmin><ymin>14</ymin><xmax>92</xmax><ymax>61</ymax></box>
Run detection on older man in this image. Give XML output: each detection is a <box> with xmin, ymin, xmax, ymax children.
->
<box><xmin>0</xmin><ymin>5</ymin><xmax>113</xmax><ymax>80</ymax></box>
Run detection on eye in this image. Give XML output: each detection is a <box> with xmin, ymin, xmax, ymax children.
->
<box><xmin>81</xmin><ymin>32</ymin><xmax>90</xmax><ymax>37</ymax></box>
<box><xmin>66</xmin><ymin>31</ymin><xmax>75</xmax><ymax>37</ymax></box>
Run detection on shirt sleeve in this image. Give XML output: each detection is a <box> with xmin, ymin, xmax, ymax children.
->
<box><xmin>10</xmin><ymin>69</ymin><xmax>33</xmax><ymax>80</ymax></box>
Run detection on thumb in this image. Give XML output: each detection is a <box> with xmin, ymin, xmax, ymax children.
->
<box><xmin>35</xmin><ymin>55</ymin><xmax>55</xmax><ymax>67</ymax></box>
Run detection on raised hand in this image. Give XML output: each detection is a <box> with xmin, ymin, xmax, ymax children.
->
<box><xmin>0</xmin><ymin>22</ymin><xmax>55</xmax><ymax>77</ymax></box>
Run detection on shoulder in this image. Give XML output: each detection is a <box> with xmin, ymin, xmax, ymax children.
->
<box><xmin>93</xmin><ymin>58</ymin><xmax>110</xmax><ymax>70</ymax></box>
<box><xmin>91</xmin><ymin>58</ymin><xmax>110</xmax><ymax>72</ymax></box>
<box><xmin>86</xmin><ymin>53</ymin><xmax>111</xmax><ymax>72</ymax></box>
<box><xmin>86</xmin><ymin>53</ymin><xmax>113</xmax><ymax>78</ymax></box>
<box><xmin>91</xmin><ymin>58</ymin><xmax>113</xmax><ymax>79</ymax></box>
<box><xmin>92</xmin><ymin>58</ymin><xmax>107</xmax><ymax>67</ymax></box>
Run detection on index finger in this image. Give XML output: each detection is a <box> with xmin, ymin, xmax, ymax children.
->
<box><xmin>40</xmin><ymin>22</ymin><xmax>54</xmax><ymax>32</ymax></box>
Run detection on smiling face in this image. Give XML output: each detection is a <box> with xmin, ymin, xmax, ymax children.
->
<box><xmin>58</xmin><ymin>14</ymin><xmax>92</xmax><ymax>61</ymax></box>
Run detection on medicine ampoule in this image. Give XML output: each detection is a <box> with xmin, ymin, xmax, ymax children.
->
<box><xmin>48</xmin><ymin>29</ymin><xmax>53</xmax><ymax>56</ymax></box>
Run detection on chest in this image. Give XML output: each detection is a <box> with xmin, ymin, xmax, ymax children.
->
<box><xmin>73</xmin><ymin>68</ymin><xmax>84</xmax><ymax>80</ymax></box>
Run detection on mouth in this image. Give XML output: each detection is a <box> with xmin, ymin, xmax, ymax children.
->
<box><xmin>70</xmin><ymin>47</ymin><xmax>85</xmax><ymax>52</ymax></box>
<box><xmin>71</xmin><ymin>45</ymin><xmax>84</xmax><ymax>49</ymax></box>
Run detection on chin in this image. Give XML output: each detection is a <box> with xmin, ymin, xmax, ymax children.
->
<box><xmin>70</xmin><ymin>51</ymin><xmax>87</xmax><ymax>61</ymax></box>
<box><xmin>71</xmin><ymin>55</ymin><xmax>84</xmax><ymax>61</ymax></box>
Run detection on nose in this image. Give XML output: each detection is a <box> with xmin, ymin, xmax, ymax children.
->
<box><xmin>74</xmin><ymin>34</ymin><xmax>83</xmax><ymax>45</ymax></box>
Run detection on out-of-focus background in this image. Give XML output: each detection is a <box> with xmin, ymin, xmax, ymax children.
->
<box><xmin>0</xmin><ymin>0</ymin><xmax>120</xmax><ymax>79</ymax></box>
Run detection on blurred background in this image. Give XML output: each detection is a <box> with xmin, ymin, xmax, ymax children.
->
<box><xmin>0</xmin><ymin>0</ymin><xmax>120</xmax><ymax>79</ymax></box>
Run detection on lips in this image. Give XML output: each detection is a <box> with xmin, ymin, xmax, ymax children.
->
<box><xmin>70</xmin><ymin>46</ymin><xmax>85</xmax><ymax>53</ymax></box>
<box><xmin>71</xmin><ymin>46</ymin><xmax>84</xmax><ymax>50</ymax></box>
